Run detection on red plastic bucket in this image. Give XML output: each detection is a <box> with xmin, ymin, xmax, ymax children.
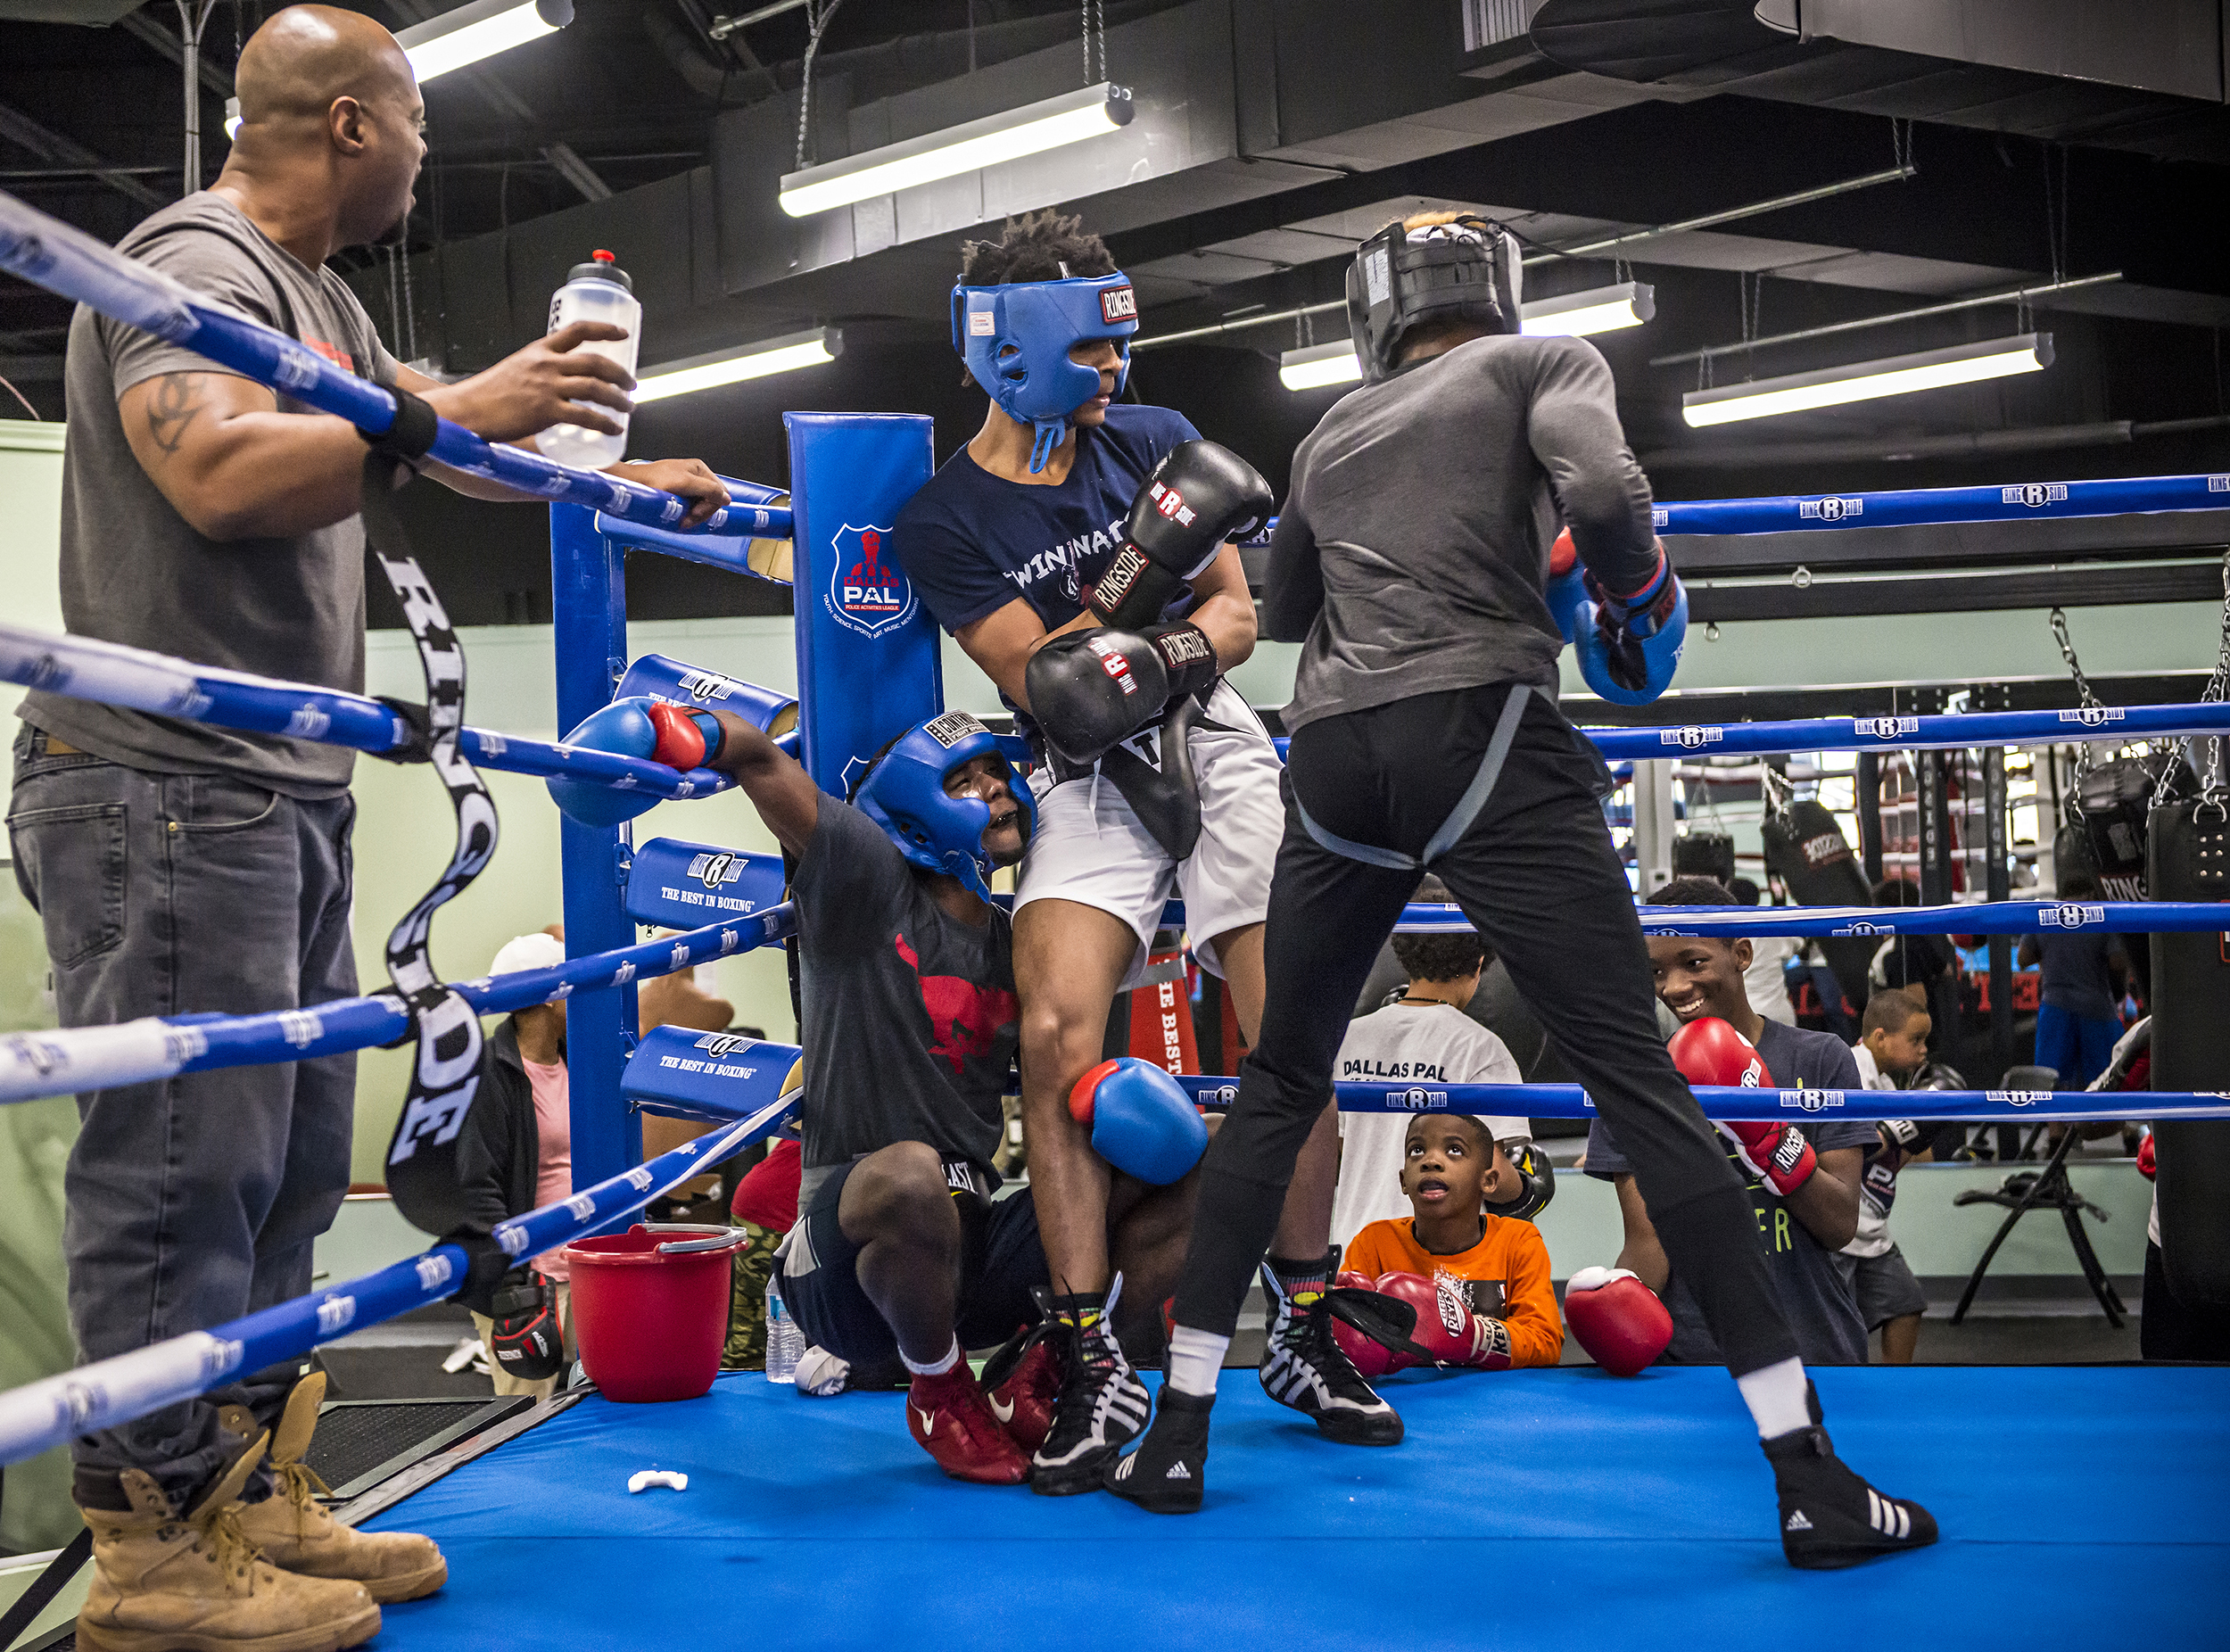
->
<box><xmin>565</xmin><ymin>1223</ymin><xmax>746</xmax><ymax>1402</ymax></box>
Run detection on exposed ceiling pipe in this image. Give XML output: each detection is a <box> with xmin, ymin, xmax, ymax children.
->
<box><xmin>1133</xmin><ymin>164</ymin><xmax>1918</xmax><ymax>351</ymax></box>
<box><xmin>1641</xmin><ymin>414</ymin><xmax>2230</xmax><ymax>471</ymax></box>
<box><xmin>644</xmin><ymin>0</ymin><xmax>1177</xmax><ymax>108</ymax></box>
<box><xmin>1649</xmin><ymin>272</ymin><xmax>2125</xmax><ymax>368</ymax></box>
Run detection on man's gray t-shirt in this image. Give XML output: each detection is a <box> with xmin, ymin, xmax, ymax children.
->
<box><xmin>792</xmin><ymin>798</ymin><xmax>1020</xmax><ymax>1197</ymax></box>
<box><xmin>1266</xmin><ymin>333</ymin><xmax>1656</xmax><ymax>732</ymax></box>
<box><xmin>1584</xmin><ymin>1019</ymin><xmax>1875</xmax><ymax>1366</ymax></box>
<box><xmin>19</xmin><ymin>193</ymin><xmax>395</xmax><ymax>797</ymax></box>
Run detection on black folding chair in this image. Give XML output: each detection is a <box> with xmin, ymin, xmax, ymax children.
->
<box><xmin>1950</xmin><ymin>1065</ymin><xmax>2127</xmax><ymax>1326</ymax></box>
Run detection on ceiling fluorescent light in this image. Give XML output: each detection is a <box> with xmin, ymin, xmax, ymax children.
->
<box><xmin>1278</xmin><ymin>340</ymin><xmax>1362</xmax><ymax>392</ymax></box>
<box><xmin>1279</xmin><ymin>283</ymin><xmax>1661</xmax><ymax>391</ymax></box>
<box><xmin>1683</xmin><ymin>333</ymin><xmax>2053</xmax><ymax>428</ymax></box>
<box><xmin>632</xmin><ymin>327</ymin><xmax>843</xmax><ymax>404</ymax></box>
<box><xmin>397</xmin><ymin>0</ymin><xmax>572</xmax><ymax>85</ymax></box>
<box><xmin>779</xmin><ymin>83</ymin><xmax>1133</xmax><ymax>218</ymax></box>
<box><xmin>1522</xmin><ymin>281</ymin><xmax>1654</xmax><ymax>338</ymax></box>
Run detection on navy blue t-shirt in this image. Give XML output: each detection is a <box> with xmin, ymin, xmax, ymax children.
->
<box><xmin>1585</xmin><ymin>1019</ymin><xmax>1874</xmax><ymax>1367</ymax></box>
<box><xmin>890</xmin><ymin>404</ymin><xmax>1202</xmax><ymax>642</ymax></box>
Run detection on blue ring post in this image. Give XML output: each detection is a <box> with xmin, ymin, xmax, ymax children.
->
<box><xmin>548</xmin><ymin>474</ymin><xmax>811</xmax><ymax>1191</ymax></box>
<box><xmin>552</xmin><ymin>501</ymin><xmax>641</xmax><ymax>1190</ymax></box>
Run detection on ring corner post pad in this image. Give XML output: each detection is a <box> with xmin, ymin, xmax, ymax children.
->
<box><xmin>624</xmin><ymin>838</ymin><xmax>789</xmax><ymax>930</ymax></box>
<box><xmin>622</xmin><ymin>1027</ymin><xmax>805</xmax><ymax>1127</ymax></box>
<box><xmin>784</xmin><ymin>412</ymin><xmax>940</xmax><ymax>796</ymax></box>
<box><xmin>551</xmin><ymin>497</ymin><xmax>641</xmax><ymax>1189</ymax></box>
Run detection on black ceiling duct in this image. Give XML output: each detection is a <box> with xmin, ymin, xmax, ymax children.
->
<box><xmin>1528</xmin><ymin>0</ymin><xmax>2230</xmax><ymax>163</ymax></box>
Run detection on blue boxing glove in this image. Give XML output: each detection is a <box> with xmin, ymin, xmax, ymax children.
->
<box><xmin>547</xmin><ymin>698</ymin><xmax>723</xmax><ymax>828</ymax></box>
<box><xmin>1573</xmin><ymin>545</ymin><xmax>1687</xmax><ymax>706</ymax></box>
<box><xmin>1545</xmin><ymin>527</ymin><xmax>1587</xmax><ymax>646</ymax></box>
<box><xmin>1068</xmin><ymin>1056</ymin><xmax>1209</xmax><ymax>1185</ymax></box>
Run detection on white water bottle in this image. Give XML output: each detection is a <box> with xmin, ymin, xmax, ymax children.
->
<box><xmin>537</xmin><ymin>249</ymin><xmax>640</xmax><ymax>470</ymax></box>
<box><xmin>764</xmin><ymin>1277</ymin><xmax>803</xmax><ymax>1384</ymax></box>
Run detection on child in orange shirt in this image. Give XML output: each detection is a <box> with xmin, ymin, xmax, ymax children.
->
<box><xmin>1341</xmin><ymin>1113</ymin><xmax>1563</xmax><ymax>1369</ymax></box>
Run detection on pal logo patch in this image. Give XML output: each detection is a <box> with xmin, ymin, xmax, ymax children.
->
<box><xmin>827</xmin><ymin>524</ymin><xmax>916</xmax><ymax>639</ymax></box>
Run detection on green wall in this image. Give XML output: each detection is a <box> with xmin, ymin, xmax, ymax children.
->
<box><xmin>0</xmin><ymin>419</ymin><xmax>78</xmax><ymax>1553</ymax></box>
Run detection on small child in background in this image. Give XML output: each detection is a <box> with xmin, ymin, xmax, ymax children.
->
<box><xmin>1838</xmin><ymin>991</ymin><xmax>1938</xmax><ymax>1365</ymax></box>
<box><xmin>1328</xmin><ymin>897</ymin><xmax>1526</xmax><ymax>1253</ymax></box>
<box><xmin>1338</xmin><ymin>1113</ymin><xmax>1563</xmax><ymax>1372</ymax></box>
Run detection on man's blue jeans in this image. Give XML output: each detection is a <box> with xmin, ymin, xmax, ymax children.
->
<box><xmin>8</xmin><ymin>723</ymin><xmax>357</xmax><ymax>1507</ymax></box>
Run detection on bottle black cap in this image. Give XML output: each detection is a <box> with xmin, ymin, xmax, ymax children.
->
<box><xmin>566</xmin><ymin>249</ymin><xmax>632</xmax><ymax>292</ymax></box>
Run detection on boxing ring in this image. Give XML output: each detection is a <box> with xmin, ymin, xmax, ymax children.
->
<box><xmin>3</xmin><ymin>187</ymin><xmax>2228</xmax><ymax>1648</ymax></box>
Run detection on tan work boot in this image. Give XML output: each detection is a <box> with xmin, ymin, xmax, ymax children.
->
<box><xmin>77</xmin><ymin>1436</ymin><xmax>381</xmax><ymax>1652</ymax></box>
<box><xmin>232</xmin><ymin>1372</ymin><xmax>448</xmax><ymax>1604</ymax></box>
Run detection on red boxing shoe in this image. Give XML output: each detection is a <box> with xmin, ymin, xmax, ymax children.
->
<box><xmin>905</xmin><ymin>1363</ymin><xmax>1031</xmax><ymax>1485</ymax></box>
<box><xmin>984</xmin><ymin>1340</ymin><xmax>1062</xmax><ymax>1458</ymax></box>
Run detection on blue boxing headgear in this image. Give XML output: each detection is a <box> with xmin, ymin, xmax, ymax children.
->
<box><xmin>952</xmin><ymin>271</ymin><xmax>1138</xmax><ymax>475</ymax></box>
<box><xmin>851</xmin><ymin>711</ymin><xmax>1036</xmax><ymax>900</ymax></box>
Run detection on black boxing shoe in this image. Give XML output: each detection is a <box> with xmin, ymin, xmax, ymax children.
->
<box><xmin>1763</xmin><ymin>1425</ymin><xmax>1938</xmax><ymax>1570</ymax></box>
<box><xmin>1103</xmin><ymin>1385</ymin><xmax>1212</xmax><ymax>1516</ymax></box>
<box><xmin>1257</xmin><ymin>1249</ymin><xmax>1402</xmax><ymax>1447</ymax></box>
<box><xmin>1028</xmin><ymin>1283</ymin><xmax>1150</xmax><ymax>1497</ymax></box>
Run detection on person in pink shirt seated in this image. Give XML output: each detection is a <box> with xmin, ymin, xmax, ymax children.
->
<box><xmin>456</xmin><ymin>930</ymin><xmax>576</xmax><ymax>1400</ymax></box>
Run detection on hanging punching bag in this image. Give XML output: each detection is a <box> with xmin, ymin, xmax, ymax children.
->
<box><xmin>1672</xmin><ymin>830</ymin><xmax>1737</xmax><ymax>886</ymax></box>
<box><xmin>1761</xmin><ymin>798</ymin><xmax>1875</xmax><ymax>1017</ymax></box>
<box><xmin>2146</xmin><ymin>799</ymin><xmax>2230</xmax><ymax>1307</ymax></box>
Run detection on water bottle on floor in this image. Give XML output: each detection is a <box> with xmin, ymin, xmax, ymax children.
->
<box><xmin>765</xmin><ymin>1277</ymin><xmax>803</xmax><ymax>1384</ymax></box>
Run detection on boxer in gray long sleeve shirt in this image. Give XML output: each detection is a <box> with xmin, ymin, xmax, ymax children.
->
<box><xmin>1266</xmin><ymin>332</ymin><xmax>1655</xmax><ymax>723</ymax></box>
<box><xmin>1119</xmin><ymin>212</ymin><xmax>1937</xmax><ymax>1572</ymax></box>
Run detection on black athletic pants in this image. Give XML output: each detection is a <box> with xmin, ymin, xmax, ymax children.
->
<box><xmin>1169</xmin><ymin>682</ymin><xmax>1802</xmax><ymax>1378</ymax></box>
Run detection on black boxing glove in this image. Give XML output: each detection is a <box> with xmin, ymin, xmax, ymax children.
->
<box><xmin>1025</xmin><ymin>628</ymin><xmax>1173</xmax><ymax>767</ymax></box>
<box><xmin>1139</xmin><ymin>620</ymin><xmax>1218</xmax><ymax>704</ymax></box>
<box><xmin>488</xmin><ymin>1274</ymin><xmax>566</xmax><ymax>1383</ymax></box>
<box><xmin>1089</xmin><ymin>440</ymin><xmax>1275</xmax><ymax>630</ymax></box>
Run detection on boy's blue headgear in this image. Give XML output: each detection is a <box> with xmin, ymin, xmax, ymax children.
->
<box><xmin>951</xmin><ymin>271</ymin><xmax>1137</xmax><ymax>474</ymax></box>
<box><xmin>852</xmin><ymin>711</ymin><xmax>1036</xmax><ymax>900</ymax></box>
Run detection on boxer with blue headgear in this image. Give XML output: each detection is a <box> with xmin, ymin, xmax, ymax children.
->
<box><xmin>553</xmin><ymin>688</ymin><xmax>1210</xmax><ymax>1491</ymax></box>
<box><xmin>850</xmin><ymin>711</ymin><xmax>1037</xmax><ymax>899</ymax></box>
<box><xmin>891</xmin><ymin>210</ymin><xmax>1291</xmax><ymax>1498</ymax></box>
<box><xmin>954</xmin><ymin>270</ymin><xmax>1138</xmax><ymax>475</ymax></box>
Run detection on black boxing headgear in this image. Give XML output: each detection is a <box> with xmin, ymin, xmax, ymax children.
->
<box><xmin>1345</xmin><ymin>215</ymin><xmax>1524</xmax><ymax>383</ymax></box>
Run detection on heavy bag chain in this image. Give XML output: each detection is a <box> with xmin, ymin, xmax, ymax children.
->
<box><xmin>2049</xmin><ymin>604</ymin><xmax>2106</xmax><ymax>794</ymax></box>
<box><xmin>2151</xmin><ymin>549</ymin><xmax>2230</xmax><ymax>814</ymax></box>
<box><xmin>360</xmin><ymin>457</ymin><xmax>502</xmax><ymax>1234</ymax></box>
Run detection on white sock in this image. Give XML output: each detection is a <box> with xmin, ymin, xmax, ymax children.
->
<box><xmin>1736</xmin><ymin>1355</ymin><xmax>1813</xmax><ymax>1439</ymax></box>
<box><xmin>901</xmin><ymin>1336</ymin><xmax>962</xmax><ymax>1377</ymax></box>
<box><xmin>1167</xmin><ymin>1326</ymin><xmax>1228</xmax><ymax>1399</ymax></box>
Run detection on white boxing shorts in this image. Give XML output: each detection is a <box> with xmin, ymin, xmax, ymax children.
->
<box><xmin>1015</xmin><ymin>679</ymin><xmax>1283</xmax><ymax>987</ymax></box>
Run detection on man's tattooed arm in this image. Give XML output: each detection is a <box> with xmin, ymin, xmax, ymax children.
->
<box><xmin>144</xmin><ymin>372</ymin><xmax>205</xmax><ymax>455</ymax></box>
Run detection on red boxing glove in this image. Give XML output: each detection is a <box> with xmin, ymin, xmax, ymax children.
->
<box><xmin>1716</xmin><ymin>1116</ymin><xmax>1817</xmax><ymax>1195</ymax></box>
<box><xmin>1375</xmin><ymin>1272</ymin><xmax>1511</xmax><ymax>1371</ymax></box>
<box><xmin>1669</xmin><ymin>1017</ymin><xmax>1816</xmax><ymax>1195</ymax></box>
<box><xmin>1564</xmin><ymin>1265</ymin><xmax>1672</xmax><ymax>1377</ymax></box>
<box><xmin>1549</xmin><ymin>527</ymin><xmax>1577</xmax><ymax>578</ymax></box>
<box><xmin>1329</xmin><ymin>1271</ymin><xmax>1411</xmax><ymax>1381</ymax></box>
<box><xmin>2137</xmin><ymin>1129</ymin><xmax>2157</xmax><ymax>1181</ymax></box>
<box><xmin>1669</xmin><ymin>1014</ymin><xmax>1774</xmax><ymax>1090</ymax></box>
<box><xmin>646</xmin><ymin>700</ymin><xmax>722</xmax><ymax>770</ymax></box>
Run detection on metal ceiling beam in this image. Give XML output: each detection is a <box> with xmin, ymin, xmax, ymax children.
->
<box><xmin>541</xmin><ymin>142</ymin><xmax>613</xmax><ymax>202</ymax></box>
<box><xmin>1131</xmin><ymin>165</ymin><xmax>1920</xmax><ymax>349</ymax></box>
<box><xmin>0</xmin><ymin>101</ymin><xmax>166</xmax><ymax>209</ymax></box>
<box><xmin>382</xmin><ymin>0</ymin><xmax>612</xmax><ymax>203</ymax></box>
<box><xmin>115</xmin><ymin>8</ymin><xmax>233</xmax><ymax>96</ymax></box>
